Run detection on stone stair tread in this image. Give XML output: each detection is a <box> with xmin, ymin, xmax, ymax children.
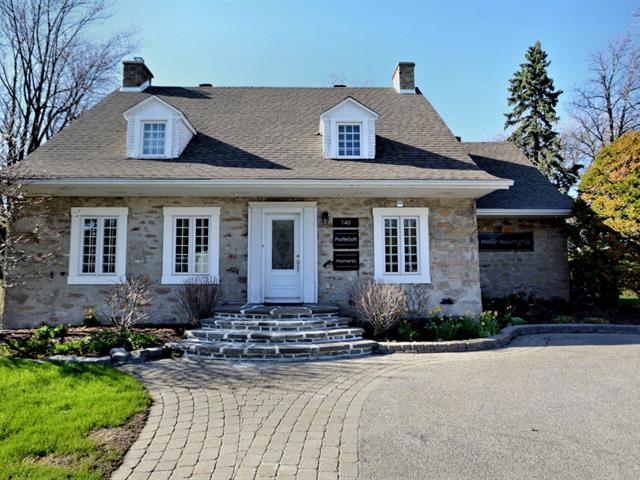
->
<box><xmin>168</xmin><ymin>339</ymin><xmax>377</xmax><ymax>360</ymax></box>
<box><xmin>201</xmin><ymin>317</ymin><xmax>353</xmax><ymax>331</ymax></box>
<box><xmin>186</xmin><ymin>327</ymin><xmax>364</xmax><ymax>343</ymax></box>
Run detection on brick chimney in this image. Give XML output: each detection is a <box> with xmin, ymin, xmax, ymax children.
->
<box><xmin>392</xmin><ymin>62</ymin><xmax>415</xmax><ymax>94</ymax></box>
<box><xmin>122</xmin><ymin>57</ymin><xmax>153</xmax><ymax>90</ymax></box>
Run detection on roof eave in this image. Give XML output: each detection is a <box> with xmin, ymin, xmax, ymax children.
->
<box><xmin>23</xmin><ymin>178</ymin><xmax>513</xmax><ymax>199</ymax></box>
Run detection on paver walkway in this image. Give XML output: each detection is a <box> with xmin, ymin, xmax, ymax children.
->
<box><xmin>113</xmin><ymin>334</ymin><xmax>640</xmax><ymax>480</ymax></box>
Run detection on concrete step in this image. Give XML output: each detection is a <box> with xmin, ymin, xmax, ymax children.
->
<box><xmin>186</xmin><ymin>327</ymin><xmax>364</xmax><ymax>343</ymax></box>
<box><xmin>168</xmin><ymin>339</ymin><xmax>378</xmax><ymax>361</ymax></box>
<box><xmin>201</xmin><ymin>317</ymin><xmax>352</xmax><ymax>331</ymax></box>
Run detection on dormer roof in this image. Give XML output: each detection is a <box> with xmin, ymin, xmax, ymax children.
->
<box><xmin>123</xmin><ymin>95</ymin><xmax>196</xmax><ymax>134</ymax></box>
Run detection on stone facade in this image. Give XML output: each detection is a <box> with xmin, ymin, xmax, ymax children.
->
<box><xmin>477</xmin><ymin>217</ymin><xmax>570</xmax><ymax>300</ymax></box>
<box><xmin>2</xmin><ymin>197</ymin><xmax>482</xmax><ymax>328</ymax></box>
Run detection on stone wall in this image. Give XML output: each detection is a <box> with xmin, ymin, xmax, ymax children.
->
<box><xmin>477</xmin><ymin>217</ymin><xmax>570</xmax><ymax>300</ymax></box>
<box><xmin>2</xmin><ymin>197</ymin><xmax>482</xmax><ymax>328</ymax></box>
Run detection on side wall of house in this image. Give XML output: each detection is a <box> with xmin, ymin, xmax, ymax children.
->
<box><xmin>3</xmin><ymin>197</ymin><xmax>482</xmax><ymax>328</ymax></box>
<box><xmin>477</xmin><ymin>217</ymin><xmax>570</xmax><ymax>300</ymax></box>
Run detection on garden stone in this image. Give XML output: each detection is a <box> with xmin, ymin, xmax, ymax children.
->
<box><xmin>110</xmin><ymin>347</ymin><xmax>128</xmax><ymax>355</ymax></box>
<box><xmin>111</xmin><ymin>351</ymin><xmax>132</xmax><ymax>363</ymax></box>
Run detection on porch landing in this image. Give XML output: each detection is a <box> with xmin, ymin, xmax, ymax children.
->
<box><xmin>168</xmin><ymin>304</ymin><xmax>377</xmax><ymax>361</ymax></box>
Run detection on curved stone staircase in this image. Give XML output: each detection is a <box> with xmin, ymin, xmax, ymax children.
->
<box><xmin>168</xmin><ymin>304</ymin><xmax>377</xmax><ymax>361</ymax></box>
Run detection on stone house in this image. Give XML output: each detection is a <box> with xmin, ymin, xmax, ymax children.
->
<box><xmin>3</xmin><ymin>60</ymin><xmax>572</xmax><ymax>328</ymax></box>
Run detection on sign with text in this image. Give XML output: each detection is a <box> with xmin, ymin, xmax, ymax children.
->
<box><xmin>333</xmin><ymin>217</ymin><xmax>359</xmax><ymax>228</ymax></box>
<box><xmin>333</xmin><ymin>251</ymin><xmax>359</xmax><ymax>271</ymax></box>
<box><xmin>479</xmin><ymin>232</ymin><xmax>534</xmax><ymax>251</ymax></box>
<box><xmin>333</xmin><ymin>229</ymin><xmax>359</xmax><ymax>250</ymax></box>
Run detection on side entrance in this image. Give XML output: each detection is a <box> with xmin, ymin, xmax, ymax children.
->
<box><xmin>247</xmin><ymin>202</ymin><xmax>318</xmax><ymax>304</ymax></box>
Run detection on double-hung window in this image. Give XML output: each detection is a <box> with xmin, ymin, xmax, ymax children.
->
<box><xmin>68</xmin><ymin>207</ymin><xmax>128</xmax><ymax>284</ymax></box>
<box><xmin>162</xmin><ymin>207</ymin><xmax>220</xmax><ymax>284</ymax></box>
<box><xmin>141</xmin><ymin>122</ymin><xmax>166</xmax><ymax>157</ymax></box>
<box><xmin>337</xmin><ymin>123</ymin><xmax>361</xmax><ymax>157</ymax></box>
<box><xmin>372</xmin><ymin>208</ymin><xmax>430</xmax><ymax>283</ymax></box>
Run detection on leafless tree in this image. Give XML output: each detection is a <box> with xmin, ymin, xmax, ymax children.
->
<box><xmin>350</xmin><ymin>278</ymin><xmax>408</xmax><ymax>336</ymax></box>
<box><xmin>0</xmin><ymin>171</ymin><xmax>59</xmax><ymax>290</ymax></box>
<box><xmin>0</xmin><ymin>0</ymin><xmax>135</xmax><ymax>167</ymax></box>
<box><xmin>176</xmin><ymin>276</ymin><xmax>221</xmax><ymax>325</ymax></box>
<box><xmin>567</xmin><ymin>34</ymin><xmax>640</xmax><ymax>167</ymax></box>
<box><xmin>325</xmin><ymin>72</ymin><xmax>371</xmax><ymax>88</ymax></box>
<box><xmin>102</xmin><ymin>275</ymin><xmax>152</xmax><ymax>332</ymax></box>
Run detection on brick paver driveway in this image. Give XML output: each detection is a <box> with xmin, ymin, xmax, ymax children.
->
<box><xmin>114</xmin><ymin>334</ymin><xmax>640</xmax><ymax>480</ymax></box>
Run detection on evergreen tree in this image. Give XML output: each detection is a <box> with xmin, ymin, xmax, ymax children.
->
<box><xmin>505</xmin><ymin>42</ymin><xmax>578</xmax><ymax>192</ymax></box>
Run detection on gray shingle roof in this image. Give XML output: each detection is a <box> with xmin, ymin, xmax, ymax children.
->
<box><xmin>19</xmin><ymin>86</ymin><xmax>502</xmax><ymax>182</ymax></box>
<box><xmin>464</xmin><ymin>141</ymin><xmax>574</xmax><ymax>210</ymax></box>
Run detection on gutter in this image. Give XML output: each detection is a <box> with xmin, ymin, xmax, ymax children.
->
<box><xmin>24</xmin><ymin>178</ymin><xmax>514</xmax><ymax>189</ymax></box>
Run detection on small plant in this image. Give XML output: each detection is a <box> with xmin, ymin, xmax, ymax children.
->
<box><xmin>4</xmin><ymin>324</ymin><xmax>71</xmax><ymax>358</ymax></box>
<box><xmin>583</xmin><ymin>316</ymin><xmax>607</xmax><ymax>324</ymax></box>
<box><xmin>479</xmin><ymin>311</ymin><xmax>500</xmax><ymax>337</ymax></box>
<box><xmin>82</xmin><ymin>306</ymin><xmax>99</xmax><ymax>327</ymax></box>
<box><xmin>397</xmin><ymin>319</ymin><xmax>419</xmax><ymax>341</ymax></box>
<box><xmin>102</xmin><ymin>275</ymin><xmax>152</xmax><ymax>332</ymax></box>
<box><xmin>459</xmin><ymin>315</ymin><xmax>481</xmax><ymax>338</ymax></box>
<box><xmin>350</xmin><ymin>278</ymin><xmax>408</xmax><ymax>337</ymax></box>
<box><xmin>551</xmin><ymin>315</ymin><xmax>575</xmax><ymax>324</ymax></box>
<box><xmin>176</xmin><ymin>276</ymin><xmax>221</xmax><ymax>325</ymax></box>
<box><xmin>88</xmin><ymin>329</ymin><xmax>159</xmax><ymax>355</ymax></box>
<box><xmin>52</xmin><ymin>339</ymin><xmax>87</xmax><ymax>355</ymax></box>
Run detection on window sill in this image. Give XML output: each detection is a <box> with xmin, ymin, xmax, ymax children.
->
<box><xmin>67</xmin><ymin>274</ymin><xmax>125</xmax><ymax>285</ymax></box>
<box><xmin>374</xmin><ymin>274</ymin><xmax>431</xmax><ymax>284</ymax></box>
<box><xmin>161</xmin><ymin>274</ymin><xmax>211</xmax><ymax>285</ymax></box>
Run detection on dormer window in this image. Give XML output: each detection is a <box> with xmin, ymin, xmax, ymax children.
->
<box><xmin>123</xmin><ymin>96</ymin><xmax>196</xmax><ymax>159</ymax></box>
<box><xmin>142</xmin><ymin>122</ymin><xmax>166</xmax><ymax>157</ymax></box>
<box><xmin>337</xmin><ymin>123</ymin><xmax>361</xmax><ymax>157</ymax></box>
<box><xmin>319</xmin><ymin>97</ymin><xmax>379</xmax><ymax>160</ymax></box>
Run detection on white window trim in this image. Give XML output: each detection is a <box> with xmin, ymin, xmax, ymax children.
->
<box><xmin>373</xmin><ymin>207</ymin><xmax>430</xmax><ymax>284</ymax></box>
<box><xmin>68</xmin><ymin>207</ymin><xmax>128</xmax><ymax>285</ymax></box>
<box><xmin>162</xmin><ymin>207</ymin><xmax>220</xmax><ymax>284</ymax></box>
<box><xmin>335</xmin><ymin>122</ymin><xmax>363</xmax><ymax>159</ymax></box>
<box><xmin>140</xmin><ymin>120</ymin><xmax>169</xmax><ymax>158</ymax></box>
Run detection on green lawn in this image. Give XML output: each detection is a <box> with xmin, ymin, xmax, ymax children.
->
<box><xmin>0</xmin><ymin>358</ymin><xmax>150</xmax><ymax>480</ymax></box>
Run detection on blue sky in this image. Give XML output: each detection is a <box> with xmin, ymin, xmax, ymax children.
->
<box><xmin>100</xmin><ymin>0</ymin><xmax>638</xmax><ymax>141</ymax></box>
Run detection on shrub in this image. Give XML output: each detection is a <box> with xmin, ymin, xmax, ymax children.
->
<box><xmin>397</xmin><ymin>319</ymin><xmax>419</xmax><ymax>341</ymax></box>
<box><xmin>88</xmin><ymin>329</ymin><xmax>159</xmax><ymax>355</ymax></box>
<box><xmin>102</xmin><ymin>275</ymin><xmax>152</xmax><ymax>332</ymax></box>
<box><xmin>350</xmin><ymin>278</ymin><xmax>407</xmax><ymax>336</ymax></box>
<box><xmin>404</xmin><ymin>284</ymin><xmax>430</xmax><ymax>320</ymax></box>
<box><xmin>552</xmin><ymin>315</ymin><xmax>575</xmax><ymax>324</ymax></box>
<box><xmin>176</xmin><ymin>276</ymin><xmax>221</xmax><ymax>325</ymax></box>
<box><xmin>52</xmin><ymin>339</ymin><xmax>87</xmax><ymax>356</ymax></box>
<box><xmin>4</xmin><ymin>324</ymin><xmax>71</xmax><ymax>358</ymax></box>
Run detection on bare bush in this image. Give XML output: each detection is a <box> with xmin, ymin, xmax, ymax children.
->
<box><xmin>350</xmin><ymin>278</ymin><xmax>407</xmax><ymax>336</ymax></box>
<box><xmin>176</xmin><ymin>276</ymin><xmax>221</xmax><ymax>325</ymax></box>
<box><xmin>404</xmin><ymin>284</ymin><xmax>430</xmax><ymax>319</ymax></box>
<box><xmin>102</xmin><ymin>275</ymin><xmax>152</xmax><ymax>332</ymax></box>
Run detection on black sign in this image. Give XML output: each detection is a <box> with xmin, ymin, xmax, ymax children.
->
<box><xmin>333</xmin><ymin>251</ymin><xmax>359</xmax><ymax>270</ymax></box>
<box><xmin>479</xmin><ymin>232</ymin><xmax>534</xmax><ymax>251</ymax></box>
<box><xmin>333</xmin><ymin>229</ymin><xmax>359</xmax><ymax>250</ymax></box>
<box><xmin>333</xmin><ymin>217</ymin><xmax>359</xmax><ymax>228</ymax></box>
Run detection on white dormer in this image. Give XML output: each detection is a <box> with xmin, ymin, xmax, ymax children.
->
<box><xmin>123</xmin><ymin>96</ymin><xmax>196</xmax><ymax>159</ymax></box>
<box><xmin>319</xmin><ymin>97</ymin><xmax>379</xmax><ymax>159</ymax></box>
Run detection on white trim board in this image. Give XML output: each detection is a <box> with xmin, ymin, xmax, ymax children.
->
<box><xmin>25</xmin><ymin>178</ymin><xmax>514</xmax><ymax>199</ymax></box>
<box><xmin>476</xmin><ymin>208</ymin><xmax>573</xmax><ymax>218</ymax></box>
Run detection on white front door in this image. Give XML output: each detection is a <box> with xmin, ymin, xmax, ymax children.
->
<box><xmin>264</xmin><ymin>213</ymin><xmax>302</xmax><ymax>302</ymax></box>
